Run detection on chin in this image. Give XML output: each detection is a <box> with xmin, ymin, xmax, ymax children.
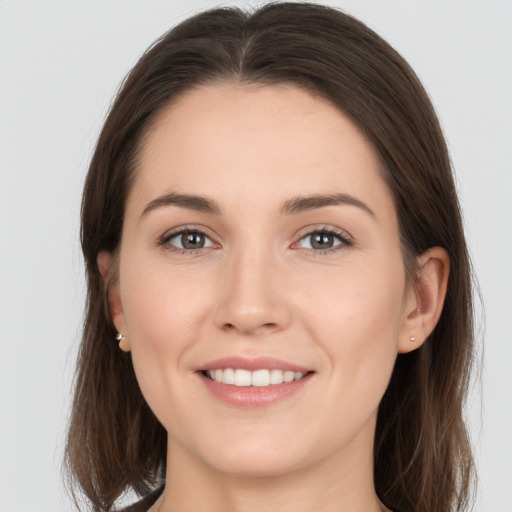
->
<box><xmin>186</xmin><ymin>429</ymin><xmax>318</xmax><ymax>478</ymax></box>
<box><xmin>207</xmin><ymin>452</ymin><xmax>304</xmax><ymax>478</ymax></box>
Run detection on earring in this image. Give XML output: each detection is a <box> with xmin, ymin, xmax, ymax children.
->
<box><xmin>410</xmin><ymin>336</ymin><xmax>415</xmax><ymax>342</ymax></box>
<box><xmin>116</xmin><ymin>332</ymin><xmax>130</xmax><ymax>352</ymax></box>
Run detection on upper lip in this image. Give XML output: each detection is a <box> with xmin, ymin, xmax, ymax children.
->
<box><xmin>195</xmin><ymin>356</ymin><xmax>311</xmax><ymax>373</ymax></box>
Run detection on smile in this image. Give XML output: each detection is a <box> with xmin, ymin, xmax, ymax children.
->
<box><xmin>197</xmin><ymin>357</ymin><xmax>314</xmax><ymax>408</ymax></box>
<box><xmin>203</xmin><ymin>368</ymin><xmax>307</xmax><ymax>387</ymax></box>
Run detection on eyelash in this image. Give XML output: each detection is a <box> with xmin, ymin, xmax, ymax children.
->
<box><xmin>158</xmin><ymin>226</ymin><xmax>215</xmax><ymax>255</ymax></box>
<box><xmin>294</xmin><ymin>227</ymin><xmax>353</xmax><ymax>255</ymax></box>
<box><xmin>157</xmin><ymin>226</ymin><xmax>353</xmax><ymax>255</ymax></box>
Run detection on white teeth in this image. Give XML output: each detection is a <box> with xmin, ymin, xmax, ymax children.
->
<box><xmin>283</xmin><ymin>370</ymin><xmax>295</xmax><ymax>383</ymax></box>
<box><xmin>251</xmin><ymin>369</ymin><xmax>270</xmax><ymax>387</ymax></box>
<box><xmin>223</xmin><ymin>367</ymin><xmax>235</xmax><ymax>384</ymax></box>
<box><xmin>234</xmin><ymin>369</ymin><xmax>252</xmax><ymax>386</ymax></box>
<box><xmin>270</xmin><ymin>368</ymin><xmax>284</xmax><ymax>385</ymax></box>
<box><xmin>205</xmin><ymin>368</ymin><xmax>307</xmax><ymax>387</ymax></box>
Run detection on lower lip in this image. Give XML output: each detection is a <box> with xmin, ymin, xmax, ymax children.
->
<box><xmin>198</xmin><ymin>372</ymin><xmax>313</xmax><ymax>409</ymax></box>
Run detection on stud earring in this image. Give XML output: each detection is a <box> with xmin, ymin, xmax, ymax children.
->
<box><xmin>116</xmin><ymin>332</ymin><xmax>131</xmax><ymax>352</ymax></box>
<box><xmin>410</xmin><ymin>336</ymin><xmax>415</xmax><ymax>342</ymax></box>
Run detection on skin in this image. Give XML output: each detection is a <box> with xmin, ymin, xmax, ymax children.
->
<box><xmin>99</xmin><ymin>84</ymin><xmax>449</xmax><ymax>512</ymax></box>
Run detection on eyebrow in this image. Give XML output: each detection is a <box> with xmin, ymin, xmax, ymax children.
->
<box><xmin>141</xmin><ymin>192</ymin><xmax>222</xmax><ymax>217</ymax></box>
<box><xmin>141</xmin><ymin>191</ymin><xmax>375</xmax><ymax>219</ymax></box>
<box><xmin>281</xmin><ymin>193</ymin><xmax>375</xmax><ymax>217</ymax></box>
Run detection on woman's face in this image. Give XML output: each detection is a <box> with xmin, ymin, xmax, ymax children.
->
<box><xmin>110</xmin><ymin>84</ymin><xmax>418</xmax><ymax>477</ymax></box>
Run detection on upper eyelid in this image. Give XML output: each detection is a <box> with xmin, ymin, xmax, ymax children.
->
<box><xmin>296</xmin><ymin>225</ymin><xmax>353</xmax><ymax>242</ymax></box>
<box><xmin>161</xmin><ymin>225</ymin><xmax>213</xmax><ymax>241</ymax></box>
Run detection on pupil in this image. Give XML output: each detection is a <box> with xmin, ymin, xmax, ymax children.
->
<box><xmin>182</xmin><ymin>232</ymin><xmax>204</xmax><ymax>249</ymax></box>
<box><xmin>312</xmin><ymin>233</ymin><xmax>333</xmax><ymax>249</ymax></box>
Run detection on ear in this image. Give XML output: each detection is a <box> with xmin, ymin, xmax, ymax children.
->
<box><xmin>97</xmin><ymin>251</ymin><xmax>131</xmax><ymax>352</ymax></box>
<box><xmin>398</xmin><ymin>247</ymin><xmax>450</xmax><ymax>354</ymax></box>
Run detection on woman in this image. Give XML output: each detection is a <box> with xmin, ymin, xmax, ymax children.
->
<box><xmin>65</xmin><ymin>3</ymin><xmax>476</xmax><ymax>512</ymax></box>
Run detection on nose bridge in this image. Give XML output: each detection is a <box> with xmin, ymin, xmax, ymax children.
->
<box><xmin>213</xmin><ymin>235</ymin><xmax>290</xmax><ymax>335</ymax></box>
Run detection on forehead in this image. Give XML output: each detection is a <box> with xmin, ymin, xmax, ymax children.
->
<box><xmin>129</xmin><ymin>83</ymin><xmax>395</xmax><ymax>222</ymax></box>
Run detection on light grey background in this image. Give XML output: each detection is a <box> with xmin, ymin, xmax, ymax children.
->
<box><xmin>0</xmin><ymin>1</ymin><xmax>510</xmax><ymax>510</ymax></box>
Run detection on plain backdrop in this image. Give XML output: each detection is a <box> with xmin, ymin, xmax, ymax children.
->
<box><xmin>0</xmin><ymin>1</ymin><xmax>511</xmax><ymax>511</ymax></box>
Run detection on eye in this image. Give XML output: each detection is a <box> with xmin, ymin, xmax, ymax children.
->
<box><xmin>162</xmin><ymin>229</ymin><xmax>217</xmax><ymax>251</ymax></box>
<box><xmin>295</xmin><ymin>228</ymin><xmax>351</xmax><ymax>251</ymax></box>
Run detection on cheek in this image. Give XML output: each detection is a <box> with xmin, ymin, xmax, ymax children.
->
<box><xmin>121</xmin><ymin>251</ymin><xmax>211</xmax><ymax>341</ymax></box>
<box><xmin>303</xmin><ymin>252</ymin><xmax>406</xmax><ymax>388</ymax></box>
<box><xmin>293</xmin><ymin>263</ymin><xmax>405</xmax><ymax>452</ymax></box>
<box><xmin>117</xmin><ymin>254</ymin><xmax>214</xmax><ymax>407</ymax></box>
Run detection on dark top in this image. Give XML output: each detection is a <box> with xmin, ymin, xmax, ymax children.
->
<box><xmin>119</xmin><ymin>485</ymin><xmax>165</xmax><ymax>512</ymax></box>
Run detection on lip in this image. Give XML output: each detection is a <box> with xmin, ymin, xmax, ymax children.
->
<box><xmin>195</xmin><ymin>356</ymin><xmax>314</xmax><ymax>409</ymax></box>
<box><xmin>198</xmin><ymin>372</ymin><xmax>313</xmax><ymax>408</ymax></box>
<box><xmin>196</xmin><ymin>356</ymin><xmax>311</xmax><ymax>373</ymax></box>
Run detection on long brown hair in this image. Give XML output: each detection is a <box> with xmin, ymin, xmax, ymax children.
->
<box><xmin>65</xmin><ymin>3</ymin><xmax>476</xmax><ymax>511</ymax></box>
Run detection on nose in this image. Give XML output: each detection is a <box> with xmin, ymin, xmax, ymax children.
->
<box><xmin>213</xmin><ymin>247</ymin><xmax>292</xmax><ymax>336</ymax></box>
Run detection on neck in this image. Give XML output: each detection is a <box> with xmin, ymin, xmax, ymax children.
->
<box><xmin>156</xmin><ymin>433</ymin><xmax>385</xmax><ymax>512</ymax></box>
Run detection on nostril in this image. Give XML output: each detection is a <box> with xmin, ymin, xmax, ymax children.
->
<box><xmin>222</xmin><ymin>321</ymin><xmax>279</xmax><ymax>335</ymax></box>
